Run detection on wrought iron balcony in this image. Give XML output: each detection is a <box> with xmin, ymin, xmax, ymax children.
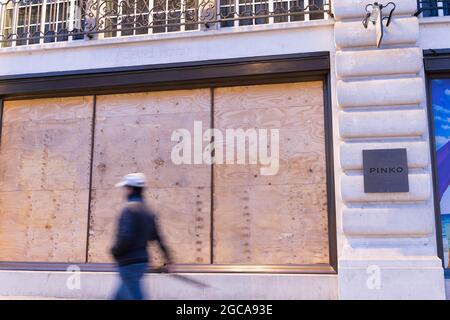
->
<box><xmin>0</xmin><ymin>0</ymin><xmax>331</xmax><ymax>47</ymax></box>
<box><xmin>416</xmin><ymin>0</ymin><xmax>450</xmax><ymax>17</ymax></box>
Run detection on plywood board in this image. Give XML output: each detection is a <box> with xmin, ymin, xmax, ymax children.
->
<box><xmin>0</xmin><ymin>97</ymin><xmax>93</xmax><ymax>262</ymax></box>
<box><xmin>0</xmin><ymin>190</ymin><xmax>90</xmax><ymax>262</ymax></box>
<box><xmin>89</xmin><ymin>186</ymin><xmax>211</xmax><ymax>265</ymax></box>
<box><xmin>89</xmin><ymin>89</ymin><xmax>212</xmax><ymax>265</ymax></box>
<box><xmin>213</xmin><ymin>82</ymin><xmax>330</xmax><ymax>264</ymax></box>
<box><xmin>213</xmin><ymin>184</ymin><xmax>329</xmax><ymax>264</ymax></box>
<box><xmin>213</xmin><ymin>82</ymin><xmax>324</xmax><ymax>112</ymax></box>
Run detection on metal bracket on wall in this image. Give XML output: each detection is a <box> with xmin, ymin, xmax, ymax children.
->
<box><xmin>362</xmin><ymin>2</ymin><xmax>396</xmax><ymax>48</ymax></box>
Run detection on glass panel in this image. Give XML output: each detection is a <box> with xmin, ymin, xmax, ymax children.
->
<box><xmin>444</xmin><ymin>1</ymin><xmax>450</xmax><ymax>16</ymax></box>
<box><xmin>102</xmin><ymin>0</ymin><xmax>119</xmax><ymax>37</ymax></box>
<box><xmin>220</xmin><ymin>0</ymin><xmax>235</xmax><ymax>28</ymax></box>
<box><xmin>238</xmin><ymin>0</ymin><xmax>253</xmax><ymax>26</ymax></box>
<box><xmin>44</xmin><ymin>27</ymin><xmax>56</xmax><ymax>42</ymax></box>
<box><xmin>30</xmin><ymin>6</ymin><xmax>41</xmax><ymax>24</ymax></box>
<box><xmin>152</xmin><ymin>12</ymin><xmax>166</xmax><ymax>33</ymax></box>
<box><xmin>18</xmin><ymin>8</ymin><xmax>26</xmax><ymax>26</ymax></box>
<box><xmin>308</xmin><ymin>0</ymin><xmax>323</xmax><ymax>20</ymax></box>
<box><xmin>167</xmin><ymin>10</ymin><xmax>181</xmax><ymax>32</ymax></box>
<box><xmin>273</xmin><ymin>0</ymin><xmax>288</xmax><ymax>23</ymax></box>
<box><xmin>104</xmin><ymin>17</ymin><xmax>118</xmax><ymax>37</ymax></box>
<box><xmin>290</xmin><ymin>0</ymin><xmax>304</xmax><ymax>21</ymax></box>
<box><xmin>121</xmin><ymin>16</ymin><xmax>135</xmax><ymax>35</ymax></box>
<box><xmin>185</xmin><ymin>0</ymin><xmax>196</xmax><ymax>10</ymax></box>
<box><xmin>57</xmin><ymin>24</ymin><xmax>69</xmax><ymax>41</ymax></box>
<box><xmin>46</xmin><ymin>2</ymin><xmax>58</xmax><ymax>23</ymax></box>
<box><xmin>168</xmin><ymin>0</ymin><xmax>181</xmax><ymax>10</ymax></box>
<box><xmin>136</xmin><ymin>0</ymin><xmax>149</xmax><ymax>12</ymax></box>
<box><xmin>2</xmin><ymin>9</ymin><xmax>15</xmax><ymax>48</ymax></box>
<box><xmin>431</xmin><ymin>78</ymin><xmax>450</xmax><ymax>275</ymax></box>
<box><xmin>153</xmin><ymin>0</ymin><xmax>166</xmax><ymax>11</ymax></box>
<box><xmin>421</xmin><ymin>0</ymin><xmax>439</xmax><ymax>17</ymax></box>
<box><xmin>121</xmin><ymin>0</ymin><xmax>135</xmax><ymax>15</ymax></box>
<box><xmin>135</xmin><ymin>14</ymin><xmax>149</xmax><ymax>34</ymax></box>
<box><xmin>16</xmin><ymin>26</ymin><xmax>27</xmax><ymax>45</ymax></box>
<box><xmin>3</xmin><ymin>30</ymin><xmax>14</xmax><ymax>47</ymax></box>
<box><xmin>254</xmin><ymin>1</ymin><xmax>268</xmax><ymax>25</ymax></box>
<box><xmin>5</xmin><ymin>9</ymin><xmax>15</xmax><ymax>28</ymax></box>
<box><xmin>29</xmin><ymin>25</ymin><xmax>41</xmax><ymax>43</ymax></box>
<box><xmin>185</xmin><ymin>9</ymin><xmax>198</xmax><ymax>30</ymax></box>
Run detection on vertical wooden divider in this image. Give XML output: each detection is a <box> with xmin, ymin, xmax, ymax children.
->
<box><xmin>210</xmin><ymin>88</ymin><xmax>215</xmax><ymax>265</ymax></box>
<box><xmin>85</xmin><ymin>95</ymin><xmax>97</xmax><ymax>263</ymax></box>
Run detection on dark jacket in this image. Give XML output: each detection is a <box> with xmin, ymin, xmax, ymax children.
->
<box><xmin>111</xmin><ymin>197</ymin><xmax>171</xmax><ymax>266</ymax></box>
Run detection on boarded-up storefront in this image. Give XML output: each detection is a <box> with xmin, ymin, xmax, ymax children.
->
<box><xmin>0</xmin><ymin>81</ymin><xmax>332</xmax><ymax>270</ymax></box>
<box><xmin>0</xmin><ymin>97</ymin><xmax>93</xmax><ymax>262</ymax></box>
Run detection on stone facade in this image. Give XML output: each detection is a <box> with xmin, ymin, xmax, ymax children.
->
<box><xmin>0</xmin><ymin>0</ymin><xmax>448</xmax><ymax>300</ymax></box>
<box><xmin>333</xmin><ymin>0</ymin><xmax>446</xmax><ymax>299</ymax></box>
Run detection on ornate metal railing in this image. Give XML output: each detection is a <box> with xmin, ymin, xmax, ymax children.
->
<box><xmin>416</xmin><ymin>0</ymin><xmax>450</xmax><ymax>17</ymax></box>
<box><xmin>0</xmin><ymin>0</ymin><xmax>331</xmax><ymax>47</ymax></box>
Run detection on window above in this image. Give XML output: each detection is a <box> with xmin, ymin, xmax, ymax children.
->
<box><xmin>416</xmin><ymin>0</ymin><xmax>450</xmax><ymax>18</ymax></box>
<box><xmin>0</xmin><ymin>0</ymin><xmax>332</xmax><ymax>47</ymax></box>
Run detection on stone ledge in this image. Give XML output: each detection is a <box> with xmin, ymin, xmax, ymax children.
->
<box><xmin>340</xmin><ymin>141</ymin><xmax>429</xmax><ymax>170</ymax></box>
<box><xmin>342</xmin><ymin>236</ymin><xmax>439</xmax><ymax>258</ymax></box>
<box><xmin>342</xmin><ymin>205</ymin><xmax>434</xmax><ymax>236</ymax></box>
<box><xmin>339</xmin><ymin>109</ymin><xmax>427</xmax><ymax>139</ymax></box>
<box><xmin>337</xmin><ymin>77</ymin><xmax>424</xmax><ymax>108</ymax></box>
<box><xmin>336</xmin><ymin>47</ymin><xmax>422</xmax><ymax>79</ymax></box>
<box><xmin>0</xmin><ymin>20</ymin><xmax>335</xmax><ymax>55</ymax></box>
<box><xmin>340</xmin><ymin>173</ymin><xmax>430</xmax><ymax>203</ymax></box>
<box><xmin>335</xmin><ymin>17</ymin><xmax>419</xmax><ymax>49</ymax></box>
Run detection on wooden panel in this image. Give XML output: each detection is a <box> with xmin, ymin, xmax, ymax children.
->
<box><xmin>213</xmin><ymin>184</ymin><xmax>329</xmax><ymax>264</ymax></box>
<box><xmin>213</xmin><ymin>81</ymin><xmax>324</xmax><ymax>112</ymax></box>
<box><xmin>213</xmin><ymin>82</ymin><xmax>330</xmax><ymax>264</ymax></box>
<box><xmin>89</xmin><ymin>89</ymin><xmax>211</xmax><ymax>265</ymax></box>
<box><xmin>0</xmin><ymin>97</ymin><xmax>93</xmax><ymax>262</ymax></box>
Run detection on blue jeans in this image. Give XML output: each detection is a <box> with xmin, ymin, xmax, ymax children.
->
<box><xmin>114</xmin><ymin>263</ymin><xmax>148</xmax><ymax>300</ymax></box>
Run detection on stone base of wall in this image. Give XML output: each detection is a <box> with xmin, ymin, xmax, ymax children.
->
<box><xmin>339</xmin><ymin>257</ymin><xmax>445</xmax><ymax>299</ymax></box>
<box><xmin>0</xmin><ymin>271</ymin><xmax>338</xmax><ymax>300</ymax></box>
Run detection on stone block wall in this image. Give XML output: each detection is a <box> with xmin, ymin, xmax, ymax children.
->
<box><xmin>333</xmin><ymin>0</ymin><xmax>446</xmax><ymax>299</ymax></box>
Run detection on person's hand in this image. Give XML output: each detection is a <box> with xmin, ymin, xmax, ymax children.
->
<box><xmin>110</xmin><ymin>246</ymin><xmax>118</xmax><ymax>259</ymax></box>
<box><xmin>162</xmin><ymin>264</ymin><xmax>175</xmax><ymax>273</ymax></box>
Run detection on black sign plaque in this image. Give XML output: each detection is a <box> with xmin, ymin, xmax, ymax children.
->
<box><xmin>363</xmin><ymin>148</ymin><xmax>409</xmax><ymax>193</ymax></box>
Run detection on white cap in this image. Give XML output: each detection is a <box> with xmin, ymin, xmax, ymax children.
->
<box><xmin>115</xmin><ymin>173</ymin><xmax>147</xmax><ymax>188</ymax></box>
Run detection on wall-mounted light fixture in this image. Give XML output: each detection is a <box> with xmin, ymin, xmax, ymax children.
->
<box><xmin>362</xmin><ymin>2</ymin><xmax>396</xmax><ymax>48</ymax></box>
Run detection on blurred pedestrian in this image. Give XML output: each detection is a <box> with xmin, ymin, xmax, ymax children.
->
<box><xmin>111</xmin><ymin>173</ymin><xmax>173</xmax><ymax>300</ymax></box>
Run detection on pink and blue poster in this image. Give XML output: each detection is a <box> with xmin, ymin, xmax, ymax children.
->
<box><xmin>431</xmin><ymin>78</ymin><xmax>450</xmax><ymax>271</ymax></box>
